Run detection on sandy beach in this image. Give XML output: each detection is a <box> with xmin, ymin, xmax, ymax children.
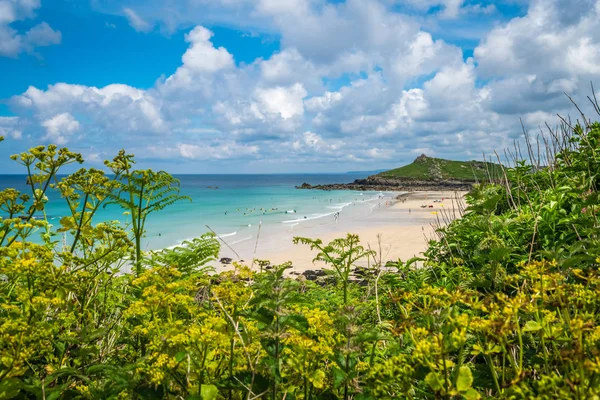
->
<box><xmin>215</xmin><ymin>190</ymin><xmax>467</xmax><ymax>271</ymax></box>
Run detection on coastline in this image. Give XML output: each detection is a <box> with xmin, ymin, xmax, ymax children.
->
<box><xmin>214</xmin><ymin>190</ymin><xmax>467</xmax><ymax>272</ymax></box>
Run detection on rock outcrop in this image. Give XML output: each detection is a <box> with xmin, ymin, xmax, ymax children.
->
<box><xmin>296</xmin><ymin>175</ymin><xmax>474</xmax><ymax>192</ymax></box>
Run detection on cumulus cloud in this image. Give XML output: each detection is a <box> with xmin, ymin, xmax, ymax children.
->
<box><xmin>293</xmin><ymin>131</ymin><xmax>342</xmax><ymax>153</ymax></box>
<box><xmin>473</xmin><ymin>0</ymin><xmax>600</xmax><ymax>116</ymax></box>
<box><xmin>475</xmin><ymin>1</ymin><xmax>600</xmax><ymax>78</ymax></box>
<box><xmin>255</xmin><ymin>83</ymin><xmax>307</xmax><ymax>119</ymax></box>
<box><xmin>176</xmin><ymin>141</ymin><xmax>259</xmax><ymax>160</ymax></box>
<box><xmin>144</xmin><ymin>141</ymin><xmax>259</xmax><ymax>161</ymax></box>
<box><xmin>0</xmin><ymin>117</ymin><xmax>23</xmax><ymax>140</ymax></box>
<box><xmin>161</xmin><ymin>26</ymin><xmax>235</xmax><ymax>96</ymax></box>
<box><xmin>41</xmin><ymin>113</ymin><xmax>80</xmax><ymax>144</ymax></box>
<box><xmin>0</xmin><ymin>0</ymin><xmax>61</xmax><ymax>57</ymax></box>
<box><xmin>24</xmin><ymin>22</ymin><xmax>61</xmax><ymax>47</ymax></box>
<box><xmin>14</xmin><ymin>83</ymin><xmax>165</xmax><ymax>132</ymax></box>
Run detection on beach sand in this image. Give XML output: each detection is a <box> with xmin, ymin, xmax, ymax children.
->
<box><xmin>215</xmin><ymin>190</ymin><xmax>467</xmax><ymax>272</ymax></box>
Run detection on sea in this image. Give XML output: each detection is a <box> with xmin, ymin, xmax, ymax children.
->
<box><xmin>0</xmin><ymin>173</ymin><xmax>383</xmax><ymax>251</ymax></box>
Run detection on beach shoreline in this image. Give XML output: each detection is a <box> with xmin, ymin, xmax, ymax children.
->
<box><xmin>214</xmin><ymin>190</ymin><xmax>467</xmax><ymax>272</ymax></box>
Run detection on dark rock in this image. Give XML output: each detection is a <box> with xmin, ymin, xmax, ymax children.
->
<box><xmin>414</xmin><ymin>154</ymin><xmax>429</xmax><ymax>164</ymax></box>
<box><xmin>324</xmin><ymin>276</ymin><xmax>337</xmax><ymax>285</ymax></box>
<box><xmin>296</xmin><ymin>173</ymin><xmax>475</xmax><ymax>192</ymax></box>
<box><xmin>302</xmin><ymin>269</ymin><xmax>328</xmax><ymax>281</ymax></box>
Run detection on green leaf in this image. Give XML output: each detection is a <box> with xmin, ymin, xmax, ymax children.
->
<box><xmin>200</xmin><ymin>384</ymin><xmax>218</xmax><ymax>400</ymax></box>
<box><xmin>0</xmin><ymin>378</ymin><xmax>22</xmax><ymax>399</ymax></box>
<box><xmin>456</xmin><ymin>366</ymin><xmax>473</xmax><ymax>392</ymax></box>
<box><xmin>463</xmin><ymin>388</ymin><xmax>481</xmax><ymax>400</ymax></box>
<box><xmin>523</xmin><ymin>320</ymin><xmax>542</xmax><ymax>332</ymax></box>
<box><xmin>175</xmin><ymin>351</ymin><xmax>187</xmax><ymax>363</ymax></box>
<box><xmin>425</xmin><ymin>371</ymin><xmax>443</xmax><ymax>391</ymax></box>
<box><xmin>333</xmin><ymin>367</ymin><xmax>346</xmax><ymax>389</ymax></box>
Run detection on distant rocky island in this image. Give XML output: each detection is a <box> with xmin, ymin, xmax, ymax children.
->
<box><xmin>297</xmin><ymin>154</ymin><xmax>503</xmax><ymax>191</ymax></box>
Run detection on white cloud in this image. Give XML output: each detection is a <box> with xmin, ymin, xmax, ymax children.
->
<box><xmin>375</xmin><ymin>89</ymin><xmax>429</xmax><ymax>135</ymax></box>
<box><xmin>567</xmin><ymin>37</ymin><xmax>600</xmax><ymax>75</ymax></box>
<box><xmin>24</xmin><ymin>21</ymin><xmax>61</xmax><ymax>47</ymax></box>
<box><xmin>0</xmin><ymin>116</ymin><xmax>23</xmax><ymax>140</ymax></box>
<box><xmin>389</xmin><ymin>31</ymin><xmax>463</xmax><ymax>84</ymax></box>
<box><xmin>163</xmin><ymin>26</ymin><xmax>235</xmax><ymax>92</ymax></box>
<box><xmin>396</xmin><ymin>0</ymin><xmax>495</xmax><ymax>19</ymax></box>
<box><xmin>472</xmin><ymin>0</ymin><xmax>600</xmax><ymax>118</ymax></box>
<box><xmin>305</xmin><ymin>91</ymin><xmax>343</xmax><ymax>112</ymax></box>
<box><xmin>0</xmin><ymin>0</ymin><xmax>61</xmax><ymax>57</ymax></box>
<box><xmin>255</xmin><ymin>83</ymin><xmax>307</xmax><ymax>119</ymax></box>
<box><xmin>259</xmin><ymin>48</ymin><xmax>322</xmax><ymax>90</ymax></box>
<box><xmin>180</xmin><ymin>26</ymin><xmax>234</xmax><ymax>73</ymax></box>
<box><xmin>123</xmin><ymin>7</ymin><xmax>152</xmax><ymax>32</ymax></box>
<box><xmin>13</xmin><ymin>82</ymin><xmax>166</xmax><ymax>140</ymax></box>
<box><xmin>167</xmin><ymin>141</ymin><xmax>259</xmax><ymax>160</ymax></box>
<box><xmin>475</xmin><ymin>0</ymin><xmax>600</xmax><ymax>79</ymax></box>
<box><xmin>366</xmin><ymin>148</ymin><xmax>395</xmax><ymax>159</ymax></box>
<box><xmin>41</xmin><ymin>113</ymin><xmax>80</xmax><ymax>144</ymax></box>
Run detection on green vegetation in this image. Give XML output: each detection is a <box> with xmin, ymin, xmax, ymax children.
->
<box><xmin>1</xmin><ymin>99</ymin><xmax>600</xmax><ymax>399</ymax></box>
<box><xmin>378</xmin><ymin>154</ymin><xmax>503</xmax><ymax>182</ymax></box>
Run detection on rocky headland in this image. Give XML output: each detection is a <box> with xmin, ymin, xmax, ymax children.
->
<box><xmin>296</xmin><ymin>154</ymin><xmax>490</xmax><ymax>192</ymax></box>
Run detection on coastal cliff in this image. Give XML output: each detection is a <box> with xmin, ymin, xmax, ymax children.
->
<box><xmin>297</xmin><ymin>154</ymin><xmax>502</xmax><ymax>191</ymax></box>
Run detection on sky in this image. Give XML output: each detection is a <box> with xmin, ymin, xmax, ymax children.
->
<box><xmin>1</xmin><ymin>0</ymin><xmax>599</xmax><ymax>174</ymax></box>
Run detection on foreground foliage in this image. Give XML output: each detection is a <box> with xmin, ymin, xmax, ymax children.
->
<box><xmin>1</xmin><ymin>114</ymin><xmax>600</xmax><ymax>399</ymax></box>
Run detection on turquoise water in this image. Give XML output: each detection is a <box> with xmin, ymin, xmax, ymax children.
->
<box><xmin>0</xmin><ymin>174</ymin><xmax>376</xmax><ymax>250</ymax></box>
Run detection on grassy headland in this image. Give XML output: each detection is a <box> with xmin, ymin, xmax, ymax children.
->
<box><xmin>378</xmin><ymin>153</ymin><xmax>503</xmax><ymax>182</ymax></box>
<box><xmin>298</xmin><ymin>154</ymin><xmax>503</xmax><ymax>191</ymax></box>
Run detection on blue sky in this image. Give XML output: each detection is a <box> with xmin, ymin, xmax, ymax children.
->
<box><xmin>1</xmin><ymin>0</ymin><xmax>599</xmax><ymax>173</ymax></box>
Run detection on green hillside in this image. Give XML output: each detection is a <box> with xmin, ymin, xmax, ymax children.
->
<box><xmin>378</xmin><ymin>154</ymin><xmax>503</xmax><ymax>181</ymax></box>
